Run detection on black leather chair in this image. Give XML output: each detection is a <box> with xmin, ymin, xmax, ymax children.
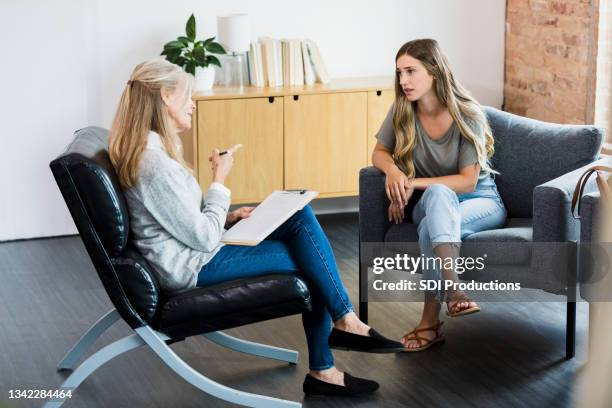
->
<box><xmin>45</xmin><ymin>126</ymin><xmax>312</xmax><ymax>408</ymax></box>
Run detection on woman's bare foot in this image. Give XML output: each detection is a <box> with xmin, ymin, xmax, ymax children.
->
<box><xmin>402</xmin><ymin>296</ymin><xmax>442</xmax><ymax>350</ymax></box>
<box><xmin>446</xmin><ymin>290</ymin><xmax>479</xmax><ymax>316</ymax></box>
<box><xmin>401</xmin><ymin>321</ymin><xmax>444</xmax><ymax>350</ymax></box>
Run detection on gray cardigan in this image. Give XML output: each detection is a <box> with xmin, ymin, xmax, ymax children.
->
<box><xmin>123</xmin><ymin>132</ymin><xmax>231</xmax><ymax>294</ymax></box>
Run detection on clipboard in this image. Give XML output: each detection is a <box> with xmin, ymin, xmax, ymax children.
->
<box><xmin>221</xmin><ymin>190</ymin><xmax>319</xmax><ymax>246</ymax></box>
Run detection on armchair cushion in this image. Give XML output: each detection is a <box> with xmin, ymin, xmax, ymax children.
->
<box><xmin>462</xmin><ymin>218</ymin><xmax>532</xmax><ymax>265</ymax></box>
<box><xmin>384</xmin><ymin>218</ymin><xmax>532</xmax><ymax>265</ymax></box>
<box><xmin>485</xmin><ymin>107</ymin><xmax>603</xmax><ymax>218</ymax></box>
<box><xmin>384</xmin><ymin>223</ymin><xmax>419</xmax><ymax>243</ymax></box>
<box><xmin>156</xmin><ymin>274</ymin><xmax>312</xmax><ymax>338</ymax></box>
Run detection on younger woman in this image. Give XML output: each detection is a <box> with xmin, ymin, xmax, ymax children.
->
<box><xmin>372</xmin><ymin>39</ymin><xmax>507</xmax><ymax>352</ymax></box>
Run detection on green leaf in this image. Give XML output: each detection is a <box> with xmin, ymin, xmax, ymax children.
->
<box><xmin>193</xmin><ymin>46</ymin><xmax>206</xmax><ymax>63</ymax></box>
<box><xmin>174</xmin><ymin>56</ymin><xmax>187</xmax><ymax>67</ymax></box>
<box><xmin>177</xmin><ymin>36</ymin><xmax>191</xmax><ymax>46</ymax></box>
<box><xmin>203</xmin><ymin>37</ymin><xmax>214</xmax><ymax>47</ymax></box>
<box><xmin>162</xmin><ymin>49</ymin><xmax>182</xmax><ymax>64</ymax></box>
<box><xmin>205</xmin><ymin>41</ymin><xmax>226</xmax><ymax>55</ymax></box>
<box><xmin>206</xmin><ymin>55</ymin><xmax>221</xmax><ymax>68</ymax></box>
<box><xmin>185</xmin><ymin>60</ymin><xmax>197</xmax><ymax>75</ymax></box>
<box><xmin>164</xmin><ymin>40</ymin><xmax>186</xmax><ymax>50</ymax></box>
<box><xmin>186</xmin><ymin>13</ymin><xmax>196</xmax><ymax>41</ymax></box>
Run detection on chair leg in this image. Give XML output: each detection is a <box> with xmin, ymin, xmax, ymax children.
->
<box><xmin>359</xmin><ymin>301</ymin><xmax>368</xmax><ymax>324</ymax></box>
<box><xmin>57</xmin><ymin>308</ymin><xmax>120</xmax><ymax>371</ymax></box>
<box><xmin>136</xmin><ymin>326</ymin><xmax>301</xmax><ymax>408</ymax></box>
<box><xmin>43</xmin><ymin>334</ymin><xmax>145</xmax><ymax>407</ymax></box>
<box><xmin>566</xmin><ymin>301</ymin><xmax>576</xmax><ymax>360</ymax></box>
<box><xmin>358</xmin><ymin>235</ymin><xmax>368</xmax><ymax>324</ymax></box>
<box><xmin>203</xmin><ymin>331</ymin><xmax>299</xmax><ymax>364</ymax></box>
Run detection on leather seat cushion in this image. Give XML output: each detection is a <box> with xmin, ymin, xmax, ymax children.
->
<box><xmin>156</xmin><ymin>274</ymin><xmax>312</xmax><ymax>338</ymax></box>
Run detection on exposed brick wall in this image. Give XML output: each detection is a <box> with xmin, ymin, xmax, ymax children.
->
<box><xmin>595</xmin><ymin>0</ymin><xmax>611</xmax><ymax>144</ymax></box>
<box><xmin>504</xmin><ymin>0</ymin><xmax>600</xmax><ymax>124</ymax></box>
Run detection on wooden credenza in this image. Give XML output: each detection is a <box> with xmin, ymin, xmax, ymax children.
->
<box><xmin>181</xmin><ymin>77</ymin><xmax>395</xmax><ymax>204</ymax></box>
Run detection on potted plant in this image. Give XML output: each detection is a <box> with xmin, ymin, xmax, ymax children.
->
<box><xmin>161</xmin><ymin>13</ymin><xmax>226</xmax><ymax>91</ymax></box>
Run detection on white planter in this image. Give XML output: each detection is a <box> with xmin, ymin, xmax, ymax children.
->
<box><xmin>194</xmin><ymin>66</ymin><xmax>215</xmax><ymax>91</ymax></box>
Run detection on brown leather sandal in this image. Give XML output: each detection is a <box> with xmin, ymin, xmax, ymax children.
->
<box><xmin>446</xmin><ymin>292</ymin><xmax>480</xmax><ymax>317</ymax></box>
<box><xmin>401</xmin><ymin>321</ymin><xmax>445</xmax><ymax>352</ymax></box>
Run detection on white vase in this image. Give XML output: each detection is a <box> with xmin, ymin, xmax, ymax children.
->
<box><xmin>194</xmin><ymin>66</ymin><xmax>215</xmax><ymax>91</ymax></box>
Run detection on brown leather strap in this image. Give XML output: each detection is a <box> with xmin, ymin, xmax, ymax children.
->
<box><xmin>402</xmin><ymin>321</ymin><xmax>444</xmax><ymax>346</ymax></box>
<box><xmin>571</xmin><ymin>166</ymin><xmax>612</xmax><ymax>219</ymax></box>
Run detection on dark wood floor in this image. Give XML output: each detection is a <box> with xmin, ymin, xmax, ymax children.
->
<box><xmin>0</xmin><ymin>213</ymin><xmax>588</xmax><ymax>408</ymax></box>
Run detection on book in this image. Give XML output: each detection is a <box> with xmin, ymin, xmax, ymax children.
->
<box><xmin>221</xmin><ymin>190</ymin><xmax>318</xmax><ymax>246</ymax></box>
<box><xmin>248</xmin><ymin>43</ymin><xmax>256</xmax><ymax>86</ymax></box>
<box><xmin>248</xmin><ymin>42</ymin><xmax>265</xmax><ymax>87</ymax></box>
<box><xmin>274</xmin><ymin>39</ymin><xmax>283</xmax><ymax>86</ymax></box>
<box><xmin>302</xmin><ymin>41</ymin><xmax>316</xmax><ymax>85</ymax></box>
<box><xmin>294</xmin><ymin>40</ymin><xmax>304</xmax><ymax>86</ymax></box>
<box><xmin>260</xmin><ymin>37</ymin><xmax>276</xmax><ymax>87</ymax></box>
<box><xmin>304</xmin><ymin>39</ymin><xmax>330</xmax><ymax>84</ymax></box>
<box><xmin>255</xmin><ymin>42</ymin><xmax>265</xmax><ymax>87</ymax></box>
<box><xmin>282</xmin><ymin>39</ymin><xmax>290</xmax><ymax>86</ymax></box>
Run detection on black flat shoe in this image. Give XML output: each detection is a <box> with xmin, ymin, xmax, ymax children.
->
<box><xmin>328</xmin><ymin>327</ymin><xmax>404</xmax><ymax>353</ymax></box>
<box><xmin>303</xmin><ymin>372</ymin><xmax>379</xmax><ymax>396</ymax></box>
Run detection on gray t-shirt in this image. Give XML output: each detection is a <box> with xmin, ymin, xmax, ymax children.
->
<box><xmin>375</xmin><ymin>106</ymin><xmax>487</xmax><ymax>180</ymax></box>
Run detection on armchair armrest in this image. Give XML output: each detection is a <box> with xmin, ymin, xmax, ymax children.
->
<box><xmin>359</xmin><ymin>167</ymin><xmax>391</xmax><ymax>242</ymax></box>
<box><xmin>580</xmin><ymin>192</ymin><xmax>601</xmax><ymax>243</ymax></box>
<box><xmin>533</xmin><ymin>158</ymin><xmax>612</xmax><ymax>242</ymax></box>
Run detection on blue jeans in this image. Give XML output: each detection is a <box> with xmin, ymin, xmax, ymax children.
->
<box><xmin>412</xmin><ymin>175</ymin><xmax>507</xmax><ymax>298</ymax></box>
<box><xmin>197</xmin><ymin>205</ymin><xmax>354</xmax><ymax>370</ymax></box>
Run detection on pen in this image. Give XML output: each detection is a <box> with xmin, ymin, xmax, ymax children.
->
<box><xmin>284</xmin><ymin>189</ymin><xmax>306</xmax><ymax>194</ymax></box>
<box><xmin>219</xmin><ymin>144</ymin><xmax>243</xmax><ymax>156</ymax></box>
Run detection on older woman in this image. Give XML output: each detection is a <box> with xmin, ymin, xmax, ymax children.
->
<box><xmin>109</xmin><ymin>59</ymin><xmax>403</xmax><ymax>397</ymax></box>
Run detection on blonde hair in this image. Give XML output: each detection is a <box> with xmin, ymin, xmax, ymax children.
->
<box><xmin>392</xmin><ymin>39</ymin><xmax>496</xmax><ymax>179</ymax></box>
<box><xmin>109</xmin><ymin>58</ymin><xmax>193</xmax><ymax>189</ymax></box>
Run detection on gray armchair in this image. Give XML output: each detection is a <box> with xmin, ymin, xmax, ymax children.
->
<box><xmin>359</xmin><ymin>106</ymin><xmax>605</xmax><ymax>360</ymax></box>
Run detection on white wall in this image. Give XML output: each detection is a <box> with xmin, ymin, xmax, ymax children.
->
<box><xmin>0</xmin><ymin>0</ymin><xmax>506</xmax><ymax>241</ymax></box>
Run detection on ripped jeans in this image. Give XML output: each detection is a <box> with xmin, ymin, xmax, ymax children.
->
<box><xmin>412</xmin><ymin>175</ymin><xmax>507</xmax><ymax>300</ymax></box>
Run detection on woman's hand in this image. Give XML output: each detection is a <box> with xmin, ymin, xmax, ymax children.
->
<box><xmin>209</xmin><ymin>144</ymin><xmax>242</xmax><ymax>184</ymax></box>
<box><xmin>385</xmin><ymin>166</ymin><xmax>412</xmax><ymax>206</ymax></box>
<box><xmin>225</xmin><ymin>206</ymin><xmax>255</xmax><ymax>229</ymax></box>
<box><xmin>388</xmin><ymin>202</ymin><xmax>405</xmax><ymax>224</ymax></box>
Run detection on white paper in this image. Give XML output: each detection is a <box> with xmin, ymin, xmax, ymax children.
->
<box><xmin>221</xmin><ymin>190</ymin><xmax>318</xmax><ymax>246</ymax></box>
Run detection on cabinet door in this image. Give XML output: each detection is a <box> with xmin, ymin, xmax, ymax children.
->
<box><xmin>367</xmin><ymin>90</ymin><xmax>395</xmax><ymax>164</ymax></box>
<box><xmin>197</xmin><ymin>97</ymin><xmax>284</xmax><ymax>204</ymax></box>
<box><xmin>284</xmin><ymin>92</ymin><xmax>367</xmax><ymax>196</ymax></box>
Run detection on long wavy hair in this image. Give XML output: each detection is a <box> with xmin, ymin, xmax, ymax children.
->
<box><xmin>109</xmin><ymin>58</ymin><xmax>193</xmax><ymax>189</ymax></box>
<box><xmin>392</xmin><ymin>39</ymin><xmax>496</xmax><ymax>179</ymax></box>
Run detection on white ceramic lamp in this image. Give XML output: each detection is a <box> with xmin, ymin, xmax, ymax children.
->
<box><xmin>217</xmin><ymin>14</ymin><xmax>250</xmax><ymax>87</ymax></box>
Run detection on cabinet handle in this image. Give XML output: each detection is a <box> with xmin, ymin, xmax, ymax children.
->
<box><xmin>268</xmin><ymin>97</ymin><xmax>275</xmax><ymax>103</ymax></box>
<box><xmin>293</xmin><ymin>95</ymin><xmax>299</xmax><ymax>101</ymax></box>
<box><xmin>376</xmin><ymin>90</ymin><xmax>382</xmax><ymax>96</ymax></box>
